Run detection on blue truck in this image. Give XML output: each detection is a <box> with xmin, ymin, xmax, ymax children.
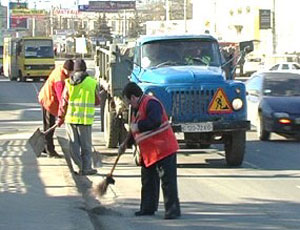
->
<box><xmin>96</xmin><ymin>34</ymin><xmax>252</xmax><ymax>166</ymax></box>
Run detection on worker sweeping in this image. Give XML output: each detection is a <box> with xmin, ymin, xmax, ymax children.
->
<box><xmin>118</xmin><ymin>82</ymin><xmax>181</xmax><ymax>220</ymax></box>
<box><xmin>56</xmin><ymin>58</ymin><xmax>100</xmax><ymax>175</ymax></box>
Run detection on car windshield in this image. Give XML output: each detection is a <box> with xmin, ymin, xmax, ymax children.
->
<box><xmin>24</xmin><ymin>40</ymin><xmax>54</xmax><ymax>58</ymax></box>
<box><xmin>264</xmin><ymin>74</ymin><xmax>300</xmax><ymax>96</ymax></box>
<box><xmin>141</xmin><ymin>39</ymin><xmax>221</xmax><ymax>68</ymax></box>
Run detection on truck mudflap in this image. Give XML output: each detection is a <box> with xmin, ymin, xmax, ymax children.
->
<box><xmin>172</xmin><ymin>120</ymin><xmax>250</xmax><ymax>133</ymax></box>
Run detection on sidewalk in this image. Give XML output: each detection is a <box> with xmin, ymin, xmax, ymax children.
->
<box><xmin>0</xmin><ymin>131</ymin><xmax>94</xmax><ymax>230</ymax></box>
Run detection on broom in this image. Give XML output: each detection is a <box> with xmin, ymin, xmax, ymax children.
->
<box><xmin>95</xmin><ymin>132</ymin><xmax>131</xmax><ymax>197</ymax></box>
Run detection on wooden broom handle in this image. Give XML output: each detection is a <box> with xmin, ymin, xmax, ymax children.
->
<box><xmin>109</xmin><ymin>131</ymin><xmax>132</xmax><ymax>175</ymax></box>
<box><xmin>109</xmin><ymin>153</ymin><xmax>121</xmax><ymax>175</ymax></box>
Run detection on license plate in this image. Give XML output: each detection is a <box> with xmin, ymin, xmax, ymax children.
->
<box><xmin>295</xmin><ymin>118</ymin><xmax>300</xmax><ymax>124</ymax></box>
<box><xmin>181</xmin><ymin>122</ymin><xmax>213</xmax><ymax>133</ymax></box>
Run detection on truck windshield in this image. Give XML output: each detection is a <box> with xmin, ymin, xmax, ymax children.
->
<box><xmin>24</xmin><ymin>40</ymin><xmax>54</xmax><ymax>58</ymax></box>
<box><xmin>141</xmin><ymin>39</ymin><xmax>221</xmax><ymax>68</ymax></box>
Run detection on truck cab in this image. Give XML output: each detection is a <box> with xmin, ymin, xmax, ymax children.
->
<box><xmin>97</xmin><ymin>34</ymin><xmax>251</xmax><ymax>166</ymax></box>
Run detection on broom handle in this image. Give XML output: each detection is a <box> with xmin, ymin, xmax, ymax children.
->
<box><xmin>43</xmin><ymin>124</ymin><xmax>58</xmax><ymax>135</ymax></box>
<box><xmin>108</xmin><ymin>131</ymin><xmax>132</xmax><ymax>175</ymax></box>
<box><xmin>109</xmin><ymin>153</ymin><xmax>121</xmax><ymax>175</ymax></box>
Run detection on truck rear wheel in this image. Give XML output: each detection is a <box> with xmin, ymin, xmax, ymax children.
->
<box><xmin>104</xmin><ymin>99</ymin><xmax>120</xmax><ymax>148</ymax></box>
<box><xmin>99</xmin><ymin>90</ymin><xmax>107</xmax><ymax>132</ymax></box>
<box><xmin>224</xmin><ymin>131</ymin><xmax>245</xmax><ymax>166</ymax></box>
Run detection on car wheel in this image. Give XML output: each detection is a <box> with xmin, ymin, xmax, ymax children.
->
<box><xmin>257</xmin><ymin>114</ymin><xmax>270</xmax><ymax>141</ymax></box>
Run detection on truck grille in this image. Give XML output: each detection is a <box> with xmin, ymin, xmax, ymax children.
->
<box><xmin>167</xmin><ymin>87</ymin><xmax>215</xmax><ymax>122</ymax></box>
<box><xmin>25</xmin><ymin>64</ymin><xmax>55</xmax><ymax>70</ymax></box>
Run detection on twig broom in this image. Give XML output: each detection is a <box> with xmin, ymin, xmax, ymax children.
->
<box><xmin>94</xmin><ymin>152</ymin><xmax>121</xmax><ymax>197</ymax></box>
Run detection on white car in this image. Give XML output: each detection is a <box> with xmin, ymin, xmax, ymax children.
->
<box><xmin>269</xmin><ymin>62</ymin><xmax>300</xmax><ymax>72</ymax></box>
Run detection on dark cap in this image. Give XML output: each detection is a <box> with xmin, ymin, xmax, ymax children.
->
<box><xmin>74</xmin><ymin>58</ymin><xmax>87</xmax><ymax>72</ymax></box>
<box><xmin>63</xmin><ymin>59</ymin><xmax>74</xmax><ymax>71</ymax></box>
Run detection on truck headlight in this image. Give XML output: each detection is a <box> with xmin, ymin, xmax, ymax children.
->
<box><xmin>232</xmin><ymin>98</ymin><xmax>243</xmax><ymax>110</ymax></box>
<box><xmin>147</xmin><ymin>91</ymin><xmax>154</xmax><ymax>96</ymax></box>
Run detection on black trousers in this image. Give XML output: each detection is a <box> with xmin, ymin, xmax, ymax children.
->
<box><xmin>140</xmin><ymin>154</ymin><xmax>180</xmax><ymax>217</ymax></box>
<box><xmin>42</xmin><ymin>107</ymin><xmax>56</xmax><ymax>153</ymax></box>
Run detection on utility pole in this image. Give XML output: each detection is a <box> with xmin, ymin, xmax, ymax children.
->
<box><xmin>272</xmin><ymin>0</ymin><xmax>276</xmax><ymax>54</ymax></box>
<box><xmin>184</xmin><ymin>0</ymin><xmax>187</xmax><ymax>33</ymax></box>
<box><xmin>123</xmin><ymin>10</ymin><xmax>126</xmax><ymax>43</ymax></box>
<box><xmin>165</xmin><ymin>0</ymin><xmax>169</xmax><ymax>21</ymax></box>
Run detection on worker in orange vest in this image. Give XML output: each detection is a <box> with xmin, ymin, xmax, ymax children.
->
<box><xmin>38</xmin><ymin>59</ymin><xmax>74</xmax><ymax>158</ymax></box>
<box><xmin>119</xmin><ymin>82</ymin><xmax>181</xmax><ymax>219</ymax></box>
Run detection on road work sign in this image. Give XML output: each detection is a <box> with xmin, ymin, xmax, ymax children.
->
<box><xmin>208</xmin><ymin>88</ymin><xmax>232</xmax><ymax>114</ymax></box>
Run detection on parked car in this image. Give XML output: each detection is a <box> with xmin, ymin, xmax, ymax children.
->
<box><xmin>246</xmin><ymin>71</ymin><xmax>300</xmax><ymax>140</ymax></box>
<box><xmin>269</xmin><ymin>62</ymin><xmax>300</xmax><ymax>72</ymax></box>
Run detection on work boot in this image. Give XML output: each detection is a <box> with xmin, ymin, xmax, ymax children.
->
<box><xmin>135</xmin><ymin>210</ymin><xmax>155</xmax><ymax>216</ymax></box>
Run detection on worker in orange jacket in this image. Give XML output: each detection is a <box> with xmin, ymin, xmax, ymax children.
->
<box><xmin>120</xmin><ymin>82</ymin><xmax>181</xmax><ymax>219</ymax></box>
<box><xmin>38</xmin><ymin>59</ymin><xmax>74</xmax><ymax>158</ymax></box>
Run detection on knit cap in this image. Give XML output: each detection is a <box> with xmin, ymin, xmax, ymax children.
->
<box><xmin>74</xmin><ymin>59</ymin><xmax>87</xmax><ymax>72</ymax></box>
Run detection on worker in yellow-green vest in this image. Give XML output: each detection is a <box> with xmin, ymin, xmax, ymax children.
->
<box><xmin>57</xmin><ymin>59</ymin><xmax>100</xmax><ymax>176</ymax></box>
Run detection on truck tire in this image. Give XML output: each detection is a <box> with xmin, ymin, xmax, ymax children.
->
<box><xmin>104</xmin><ymin>99</ymin><xmax>120</xmax><ymax>148</ymax></box>
<box><xmin>224</xmin><ymin>130</ymin><xmax>245</xmax><ymax>166</ymax></box>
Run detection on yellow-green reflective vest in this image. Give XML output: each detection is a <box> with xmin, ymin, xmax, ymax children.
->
<box><xmin>65</xmin><ymin>76</ymin><xmax>97</xmax><ymax>125</ymax></box>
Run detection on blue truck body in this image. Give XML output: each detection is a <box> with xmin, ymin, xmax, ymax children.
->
<box><xmin>97</xmin><ymin>34</ymin><xmax>251</xmax><ymax>166</ymax></box>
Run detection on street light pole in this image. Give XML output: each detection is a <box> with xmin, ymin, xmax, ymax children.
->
<box><xmin>184</xmin><ymin>0</ymin><xmax>187</xmax><ymax>33</ymax></box>
<box><xmin>165</xmin><ymin>0</ymin><xmax>169</xmax><ymax>21</ymax></box>
<box><xmin>272</xmin><ymin>0</ymin><xmax>276</xmax><ymax>54</ymax></box>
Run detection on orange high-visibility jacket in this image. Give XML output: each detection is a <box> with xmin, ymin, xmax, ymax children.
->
<box><xmin>132</xmin><ymin>95</ymin><xmax>179</xmax><ymax>167</ymax></box>
<box><xmin>38</xmin><ymin>66</ymin><xmax>68</xmax><ymax>116</ymax></box>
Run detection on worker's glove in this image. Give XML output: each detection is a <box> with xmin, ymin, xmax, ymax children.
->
<box><xmin>118</xmin><ymin>142</ymin><xmax>127</xmax><ymax>155</ymax></box>
<box><xmin>130</xmin><ymin>123</ymin><xmax>139</xmax><ymax>133</ymax></box>
<box><xmin>56</xmin><ymin>118</ymin><xmax>64</xmax><ymax>127</ymax></box>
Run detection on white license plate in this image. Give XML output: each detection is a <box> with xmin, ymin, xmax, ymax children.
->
<box><xmin>181</xmin><ymin>122</ymin><xmax>213</xmax><ymax>132</ymax></box>
<box><xmin>295</xmin><ymin>118</ymin><xmax>300</xmax><ymax>124</ymax></box>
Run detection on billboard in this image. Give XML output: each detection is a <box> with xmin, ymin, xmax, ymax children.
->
<box><xmin>78</xmin><ymin>1</ymin><xmax>136</xmax><ymax>12</ymax></box>
<box><xmin>11</xmin><ymin>9</ymin><xmax>47</xmax><ymax>18</ymax></box>
<box><xmin>9</xmin><ymin>2</ymin><xmax>28</xmax><ymax>28</ymax></box>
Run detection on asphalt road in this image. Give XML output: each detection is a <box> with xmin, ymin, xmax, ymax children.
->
<box><xmin>0</xmin><ymin>75</ymin><xmax>300</xmax><ymax>230</ymax></box>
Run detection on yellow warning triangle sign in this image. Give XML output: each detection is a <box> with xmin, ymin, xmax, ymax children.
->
<box><xmin>208</xmin><ymin>88</ymin><xmax>232</xmax><ymax>114</ymax></box>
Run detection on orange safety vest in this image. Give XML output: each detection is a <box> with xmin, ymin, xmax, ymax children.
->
<box><xmin>38</xmin><ymin>66</ymin><xmax>67</xmax><ymax>116</ymax></box>
<box><xmin>132</xmin><ymin>95</ymin><xmax>179</xmax><ymax>167</ymax></box>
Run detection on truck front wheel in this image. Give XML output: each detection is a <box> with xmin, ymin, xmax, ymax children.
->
<box><xmin>224</xmin><ymin>131</ymin><xmax>246</xmax><ymax>166</ymax></box>
<box><xmin>104</xmin><ymin>100</ymin><xmax>120</xmax><ymax>148</ymax></box>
